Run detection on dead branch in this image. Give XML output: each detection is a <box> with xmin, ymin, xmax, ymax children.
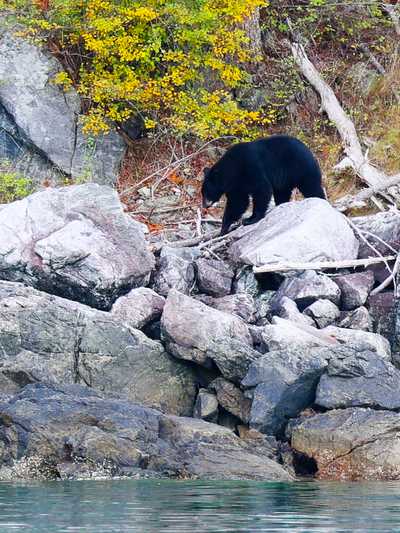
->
<box><xmin>152</xmin><ymin>228</ymin><xmax>220</xmax><ymax>252</ymax></box>
<box><xmin>290</xmin><ymin>40</ymin><xmax>398</xmax><ymax>193</ymax></box>
<box><xmin>370</xmin><ymin>253</ymin><xmax>400</xmax><ymax>295</ymax></box>
<box><xmin>253</xmin><ymin>255</ymin><xmax>397</xmax><ymax>274</ymax></box>
<box><xmin>334</xmin><ymin>173</ymin><xmax>400</xmax><ymax>210</ymax></box>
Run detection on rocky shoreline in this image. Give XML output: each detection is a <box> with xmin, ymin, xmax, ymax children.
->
<box><xmin>0</xmin><ymin>183</ymin><xmax>399</xmax><ymax>481</ymax></box>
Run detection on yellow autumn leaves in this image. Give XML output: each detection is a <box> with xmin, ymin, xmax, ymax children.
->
<box><xmin>19</xmin><ymin>0</ymin><xmax>274</xmax><ymax>139</ymax></box>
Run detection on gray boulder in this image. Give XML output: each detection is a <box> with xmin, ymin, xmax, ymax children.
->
<box><xmin>271</xmin><ymin>271</ymin><xmax>341</xmax><ymax>310</ymax></box>
<box><xmin>158</xmin><ymin>416</ymin><xmax>292</xmax><ymax>481</ymax></box>
<box><xmin>152</xmin><ymin>252</ymin><xmax>195</xmax><ymax>297</ymax></box>
<box><xmin>338</xmin><ymin>306</ymin><xmax>373</xmax><ymax>331</ymax></box>
<box><xmin>196</xmin><ymin>293</ymin><xmax>257</xmax><ymax>323</ymax></box>
<box><xmin>0</xmin><ymin>184</ymin><xmax>154</xmax><ymax>310</ymax></box>
<box><xmin>195</xmin><ymin>258</ymin><xmax>234</xmax><ymax>297</ymax></box>
<box><xmin>333</xmin><ymin>271</ymin><xmax>374</xmax><ymax>310</ymax></box>
<box><xmin>290</xmin><ymin>407</ymin><xmax>400</xmax><ymax>480</ymax></box>
<box><xmin>260</xmin><ymin>317</ymin><xmax>338</xmax><ymax>353</ymax></box>
<box><xmin>229</xmin><ymin>199</ymin><xmax>359</xmax><ymax>266</ymax></box>
<box><xmin>0</xmin><ymin>281</ymin><xmax>196</xmax><ymax>416</ymax></box>
<box><xmin>303</xmin><ymin>299</ymin><xmax>340</xmax><ymax>328</ymax></box>
<box><xmin>210</xmin><ymin>377</ymin><xmax>252</xmax><ymax>424</ymax></box>
<box><xmin>193</xmin><ymin>389</ymin><xmax>219</xmax><ymax>422</ymax></box>
<box><xmin>316</xmin><ymin>349</ymin><xmax>400</xmax><ymax>410</ymax></box>
<box><xmin>322</xmin><ymin>325</ymin><xmax>391</xmax><ymax>360</ymax></box>
<box><xmin>0</xmin><ymin>103</ymin><xmax>64</xmax><ymax>187</ymax></box>
<box><xmin>161</xmin><ymin>290</ymin><xmax>259</xmax><ymax>382</ymax></box>
<box><xmin>368</xmin><ymin>293</ymin><xmax>397</xmax><ymax>350</ymax></box>
<box><xmin>242</xmin><ymin>346</ymin><xmax>346</xmax><ymax>435</ymax></box>
<box><xmin>0</xmin><ymin>30</ymin><xmax>125</xmax><ymax>184</ymax></box>
<box><xmin>111</xmin><ymin>288</ymin><xmax>165</xmax><ymax>329</ymax></box>
<box><xmin>271</xmin><ymin>296</ymin><xmax>315</xmax><ymax>327</ymax></box>
<box><xmin>0</xmin><ymin>383</ymin><xmax>292</xmax><ymax>481</ymax></box>
<box><xmin>233</xmin><ymin>267</ymin><xmax>259</xmax><ymax>297</ymax></box>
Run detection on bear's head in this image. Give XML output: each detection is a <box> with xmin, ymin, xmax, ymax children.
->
<box><xmin>201</xmin><ymin>167</ymin><xmax>224</xmax><ymax>208</ymax></box>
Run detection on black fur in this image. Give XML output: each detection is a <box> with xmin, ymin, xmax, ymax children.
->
<box><xmin>201</xmin><ymin>135</ymin><xmax>325</xmax><ymax>235</ymax></box>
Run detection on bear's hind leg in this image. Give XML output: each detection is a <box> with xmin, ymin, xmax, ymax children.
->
<box><xmin>220</xmin><ymin>192</ymin><xmax>249</xmax><ymax>235</ymax></box>
<box><xmin>243</xmin><ymin>182</ymin><xmax>272</xmax><ymax>226</ymax></box>
<box><xmin>298</xmin><ymin>181</ymin><xmax>326</xmax><ymax>200</ymax></box>
<box><xmin>273</xmin><ymin>189</ymin><xmax>292</xmax><ymax>206</ymax></box>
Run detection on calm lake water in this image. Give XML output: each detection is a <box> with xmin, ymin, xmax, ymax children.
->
<box><xmin>1</xmin><ymin>479</ymin><xmax>400</xmax><ymax>532</ymax></box>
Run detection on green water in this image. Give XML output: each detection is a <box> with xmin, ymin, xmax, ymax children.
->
<box><xmin>1</xmin><ymin>479</ymin><xmax>400</xmax><ymax>532</ymax></box>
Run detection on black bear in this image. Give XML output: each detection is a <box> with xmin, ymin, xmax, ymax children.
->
<box><xmin>201</xmin><ymin>135</ymin><xmax>325</xmax><ymax>235</ymax></box>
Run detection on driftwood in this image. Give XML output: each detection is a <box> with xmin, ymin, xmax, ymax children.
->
<box><xmin>253</xmin><ymin>255</ymin><xmax>397</xmax><ymax>274</ymax></box>
<box><xmin>334</xmin><ymin>174</ymin><xmax>400</xmax><ymax>211</ymax></box>
<box><xmin>290</xmin><ymin>39</ymin><xmax>400</xmax><ymax>207</ymax></box>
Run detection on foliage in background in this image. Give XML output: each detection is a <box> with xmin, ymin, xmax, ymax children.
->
<box><xmin>0</xmin><ymin>162</ymin><xmax>33</xmax><ymax>203</ymax></box>
<box><xmin>11</xmin><ymin>0</ymin><xmax>274</xmax><ymax>140</ymax></box>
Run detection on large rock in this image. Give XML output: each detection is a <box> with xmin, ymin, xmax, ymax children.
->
<box><xmin>195</xmin><ymin>258</ymin><xmax>234</xmax><ymax>297</ymax></box>
<box><xmin>193</xmin><ymin>389</ymin><xmax>219</xmax><ymax>422</ymax></box>
<box><xmin>271</xmin><ymin>271</ymin><xmax>341</xmax><ymax>310</ymax></box>
<box><xmin>161</xmin><ymin>290</ymin><xmax>259</xmax><ymax>382</ymax></box>
<box><xmin>271</xmin><ymin>296</ymin><xmax>315</xmax><ymax>327</ymax></box>
<box><xmin>229</xmin><ymin>199</ymin><xmax>359</xmax><ymax>266</ymax></box>
<box><xmin>303</xmin><ymin>299</ymin><xmax>340</xmax><ymax>328</ymax></box>
<box><xmin>352</xmin><ymin>211</ymin><xmax>400</xmax><ymax>283</ymax></box>
<box><xmin>338</xmin><ymin>306</ymin><xmax>373</xmax><ymax>331</ymax></box>
<box><xmin>0</xmin><ymin>103</ymin><xmax>63</xmax><ymax>186</ymax></box>
<box><xmin>0</xmin><ymin>281</ymin><xmax>196</xmax><ymax>416</ymax></box>
<box><xmin>368</xmin><ymin>293</ymin><xmax>397</xmax><ymax>351</ymax></box>
<box><xmin>316</xmin><ymin>349</ymin><xmax>400</xmax><ymax>410</ymax></box>
<box><xmin>290</xmin><ymin>408</ymin><xmax>400</xmax><ymax>480</ymax></box>
<box><xmin>210</xmin><ymin>378</ymin><xmax>251</xmax><ymax>423</ymax></box>
<box><xmin>321</xmin><ymin>325</ymin><xmax>391</xmax><ymax>360</ymax></box>
<box><xmin>158</xmin><ymin>415</ymin><xmax>292</xmax><ymax>481</ymax></box>
<box><xmin>111</xmin><ymin>288</ymin><xmax>165</xmax><ymax>330</ymax></box>
<box><xmin>242</xmin><ymin>346</ymin><xmax>347</xmax><ymax>435</ymax></box>
<box><xmin>333</xmin><ymin>271</ymin><xmax>374</xmax><ymax>310</ymax></box>
<box><xmin>196</xmin><ymin>293</ymin><xmax>257</xmax><ymax>323</ymax></box>
<box><xmin>0</xmin><ymin>30</ymin><xmax>126</xmax><ymax>184</ymax></box>
<box><xmin>0</xmin><ymin>184</ymin><xmax>154</xmax><ymax>310</ymax></box>
<box><xmin>0</xmin><ymin>383</ymin><xmax>292</xmax><ymax>481</ymax></box>
<box><xmin>152</xmin><ymin>252</ymin><xmax>195</xmax><ymax>297</ymax></box>
<box><xmin>260</xmin><ymin>317</ymin><xmax>338</xmax><ymax>353</ymax></box>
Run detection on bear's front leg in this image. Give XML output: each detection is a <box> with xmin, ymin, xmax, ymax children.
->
<box><xmin>220</xmin><ymin>193</ymin><xmax>249</xmax><ymax>235</ymax></box>
<box><xmin>243</xmin><ymin>184</ymin><xmax>272</xmax><ymax>226</ymax></box>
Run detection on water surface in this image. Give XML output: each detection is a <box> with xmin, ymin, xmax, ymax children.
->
<box><xmin>1</xmin><ymin>479</ymin><xmax>400</xmax><ymax>532</ymax></box>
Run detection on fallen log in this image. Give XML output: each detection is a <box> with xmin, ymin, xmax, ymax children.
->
<box><xmin>253</xmin><ymin>255</ymin><xmax>397</xmax><ymax>274</ymax></box>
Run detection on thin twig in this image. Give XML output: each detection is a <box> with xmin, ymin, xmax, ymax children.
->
<box><xmin>152</xmin><ymin>228</ymin><xmax>220</xmax><ymax>252</ymax></box>
<box><xmin>370</xmin><ymin>253</ymin><xmax>400</xmax><ymax>295</ymax></box>
<box><xmin>356</xmin><ymin>229</ymin><xmax>399</xmax><ymax>255</ymax></box>
<box><xmin>120</xmin><ymin>136</ymin><xmax>235</xmax><ymax>197</ymax></box>
<box><xmin>347</xmin><ymin>218</ymin><xmax>393</xmax><ymax>278</ymax></box>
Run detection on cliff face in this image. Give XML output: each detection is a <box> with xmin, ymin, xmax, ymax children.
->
<box><xmin>0</xmin><ymin>24</ymin><xmax>126</xmax><ymax>187</ymax></box>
